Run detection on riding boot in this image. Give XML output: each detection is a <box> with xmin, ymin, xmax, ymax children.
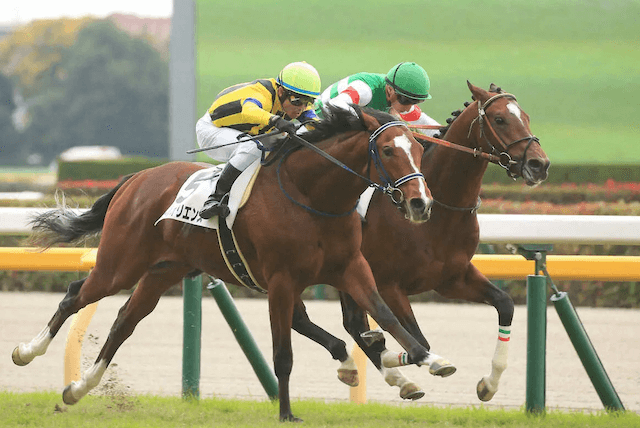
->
<box><xmin>199</xmin><ymin>163</ymin><xmax>243</xmax><ymax>219</ymax></box>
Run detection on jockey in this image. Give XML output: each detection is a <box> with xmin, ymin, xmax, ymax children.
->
<box><xmin>196</xmin><ymin>61</ymin><xmax>322</xmax><ymax>219</ymax></box>
<box><xmin>315</xmin><ymin>62</ymin><xmax>440</xmax><ymax>137</ymax></box>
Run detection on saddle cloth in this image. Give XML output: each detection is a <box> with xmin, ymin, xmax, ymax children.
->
<box><xmin>155</xmin><ymin>159</ymin><xmax>261</xmax><ymax>230</ymax></box>
<box><xmin>155</xmin><ymin>160</ymin><xmax>265</xmax><ymax>293</ymax></box>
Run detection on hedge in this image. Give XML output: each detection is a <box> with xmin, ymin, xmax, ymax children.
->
<box><xmin>483</xmin><ymin>163</ymin><xmax>640</xmax><ymax>185</ymax></box>
<box><xmin>57</xmin><ymin>157</ymin><xmax>169</xmax><ymax>181</ymax></box>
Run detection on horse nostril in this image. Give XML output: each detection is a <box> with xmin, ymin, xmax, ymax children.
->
<box><xmin>527</xmin><ymin>159</ymin><xmax>543</xmax><ymax>173</ymax></box>
<box><xmin>410</xmin><ymin>198</ymin><xmax>427</xmax><ymax>214</ymax></box>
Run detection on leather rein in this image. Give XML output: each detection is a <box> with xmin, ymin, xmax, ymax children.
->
<box><xmin>410</xmin><ymin>93</ymin><xmax>540</xmax><ymax>179</ymax></box>
<box><xmin>275</xmin><ymin>121</ymin><xmax>426</xmax><ymax>217</ymax></box>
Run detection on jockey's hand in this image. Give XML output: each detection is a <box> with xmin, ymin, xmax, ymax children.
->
<box><xmin>272</xmin><ymin>117</ymin><xmax>298</xmax><ymax>135</ymax></box>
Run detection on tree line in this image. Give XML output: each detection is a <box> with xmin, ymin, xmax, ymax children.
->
<box><xmin>0</xmin><ymin>18</ymin><xmax>169</xmax><ymax>166</ymax></box>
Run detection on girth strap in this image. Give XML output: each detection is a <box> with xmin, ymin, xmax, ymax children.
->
<box><xmin>217</xmin><ymin>218</ymin><xmax>266</xmax><ymax>294</ymax></box>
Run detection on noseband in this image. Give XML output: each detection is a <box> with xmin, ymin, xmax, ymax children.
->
<box><xmin>276</xmin><ymin>121</ymin><xmax>426</xmax><ymax>217</ymax></box>
<box><xmin>368</xmin><ymin>121</ymin><xmax>425</xmax><ymax>205</ymax></box>
<box><xmin>468</xmin><ymin>93</ymin><xmax>540</xmax><ymax>179</ymax></box>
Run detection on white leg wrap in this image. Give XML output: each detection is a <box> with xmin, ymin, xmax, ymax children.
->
<box><xmin>67</xmin><ymin>359</ymin><xmax>108</xmax><ymax>401</ymax></box>
<box><xmin>477</xmin><ymin>326</ymin><xmax>510</xmax><ymax>401</ymax></box>
<box><xmin>486</xmin><ymin>328</ymin><xmax>510</xmax><ymax>390</ymax></box>
<box><xmin>380</xmin><ymin>349</ymin><xmax>410</xmax><ymax>368</ymax></box>
<box><xmin>17</xmin><ymin>326</ymin><xmax>52</xmax><ymax>364</ymax></box>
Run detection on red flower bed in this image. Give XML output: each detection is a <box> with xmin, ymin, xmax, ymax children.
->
<box><xmin>57</xmin><ymin>179</ymin><xmax>121</xmax><ymax>190</ymax></box>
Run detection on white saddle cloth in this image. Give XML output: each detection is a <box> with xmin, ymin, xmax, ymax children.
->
<box><xmin>154</xmin><ymin>160</ymin><xmax>261</xmax><ymax>230</ymax></box>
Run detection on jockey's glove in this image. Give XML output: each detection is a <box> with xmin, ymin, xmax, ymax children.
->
<box><xmin>271</xmin><ymin>117</ymin><xmax>298</xmax><ymax>135</ymax></box>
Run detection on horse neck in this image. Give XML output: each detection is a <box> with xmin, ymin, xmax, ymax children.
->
<box><xmin>285</xmin><ymin>131</ymin><xmax>370</xmax><ymax>213</ymax></box>
<box><xmin>425</xmin><ymin>107</ymin><xmax>488</xmax><ymax>208</ymax></box>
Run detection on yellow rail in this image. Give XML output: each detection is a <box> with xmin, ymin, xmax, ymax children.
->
<box><xmin>1</xmin><ymin>248</ymin><xmax>639</xmax><ymax>282</ymax></box>
<box><xmin>472</xmin><ymin>255</ymin><xmax>640</xmax><ymax>281</ymax></box>
<box><xmin>0</xmin><ymin>247</ymin><xmax>97</xmax><ymax>271</ymax></box>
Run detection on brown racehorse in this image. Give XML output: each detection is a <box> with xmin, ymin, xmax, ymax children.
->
<box><xmin>13</xmin><ymin>106</ymin><xmax>439</xmax><ymax>422</ymax></box>
<box><xmin>292</xmin><ymin>82</ymin><xmax>550</xmax><ymax>401</ymax></box>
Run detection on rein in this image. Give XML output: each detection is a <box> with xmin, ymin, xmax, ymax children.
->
<box><xmin>276</xmin><ymin>121</ymin><xmax>425</xmax><ymax>217</ymax></box>
<box><xmin>409</xmin><ymin>93</ymin><xmax>540</xmax><ymax>177</ymax></box>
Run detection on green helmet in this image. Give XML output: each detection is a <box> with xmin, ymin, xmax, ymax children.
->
<box><xmin>276</xmin><ymin>61</ymin><xmax>322</xmax><ymax>98</ymax></box>
<box><xmin>385</xmin><ymin>62</ymin><xmax>431</xmax><ymax>101</ymax></box>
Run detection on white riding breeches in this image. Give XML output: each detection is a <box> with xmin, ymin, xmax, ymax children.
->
<box><xmin>196</xmin><ymin>112</ymin><xmax>263</xmax><ymax>170</ymax></box>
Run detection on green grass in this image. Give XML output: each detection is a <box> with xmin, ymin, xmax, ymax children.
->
<box><xmin>194</xmin><ymin>0</ymin><xmax>640</xmax><ymax>165</ymax></box>
<box><xmin>0</xmin><ymin>391</ymin><xmax>637</xmax><ymax>428</ymax></box>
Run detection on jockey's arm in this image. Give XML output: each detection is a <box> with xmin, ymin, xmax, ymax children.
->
<box><xmin>399</xmin><ymin>105</ymin><xmax>441</xmax><ymax>137</ymax></box>
<box><xmin>324</xmin><ymin>80</ymin><xmax>374</xmax><ymax>115</ymax></box>
<box><xmin>238</xmin><ymin>98</ymin><xmax>275</xmax><ymax>130</ymax></box>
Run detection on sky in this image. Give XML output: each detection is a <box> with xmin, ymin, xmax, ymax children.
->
<box><xmin>0</xmin><ymin>0</ymin><xmax>172</xmax><ymax>25</ymax></box>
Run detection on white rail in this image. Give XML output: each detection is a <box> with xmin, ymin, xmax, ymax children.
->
<box><xmin>2</xmin><ymin>208</ymin><xmax>640</xmax><ymax>245</ymax></box>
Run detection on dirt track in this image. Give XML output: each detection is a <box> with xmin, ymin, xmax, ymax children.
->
<box><xmin>1</xmin><ymin>291</ymin><xmax>638</xmax><ymax>412</ymax></box>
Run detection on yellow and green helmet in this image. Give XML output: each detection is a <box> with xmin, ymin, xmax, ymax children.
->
<box><xmin>385</xmin><ymin>62</ymin><xmax>431</xmax><ymax>101</ymax></box>
<box><xmin>276</xmin><ymin>61</ymin><xmax>322</xmax><ymax>99</ymax></box>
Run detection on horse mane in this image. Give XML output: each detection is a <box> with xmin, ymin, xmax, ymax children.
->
<box><xmin>303</xmin><ymin>104</ymin><xmax>397</xmax><ymax>144</ymax></box>
<box><xmin>436</xmin><ymin>83</ymin><xmax>505</xmax><ymax>140</ymax></box>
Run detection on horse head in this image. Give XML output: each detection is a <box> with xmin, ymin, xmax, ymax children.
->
<box><xmin>359</xmin><ymin>107</ymin><xmax>433</xmax><ymax>223</ymax></box>
<box><xmin>463</xmin><ymin>81</ymin><xmax>550</xmax><ymax>186</ymax></box>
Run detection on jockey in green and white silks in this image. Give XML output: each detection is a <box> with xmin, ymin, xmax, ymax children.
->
<box><xmin>315</xmin><ymin>62</ymin><xmax>440</xmax><ymax>137</ymax></box>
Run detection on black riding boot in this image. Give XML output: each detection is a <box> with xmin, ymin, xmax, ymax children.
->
<box><xmin>199</xmin><ymin>163</ymin><xmax>243</xmax><ymax>219</ymax></box>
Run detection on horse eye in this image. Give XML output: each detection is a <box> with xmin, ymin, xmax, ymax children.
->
<box><xmin>495</xmin><ymin>117</ymin><xmax>505</xmax><ymax>125</ymax></box>
<box><xmin>382</xmin><ymin>146</ymin><xmax>394</xmax><ymax>157</ymax></box>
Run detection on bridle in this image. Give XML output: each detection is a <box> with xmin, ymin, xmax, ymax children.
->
<box><xmin>468</xmin><ymin>92</ymin><xmax>540</xmax><ymax>179</ymax></box>
<box><xmin>276</xmin><ymin>121</ymin><xmax>426</xmax><ymax>217</ymax></box>
<box><xmin>410</xmin><ymin>93</ymin><xmax>540</xmax><ymax>179</ymax></box>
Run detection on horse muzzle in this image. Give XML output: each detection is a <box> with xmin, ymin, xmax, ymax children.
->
<box><xmin>522</xmin><ymin>157</ymin><xmax>550</xmax><ymax>186</ymax></box>
<box><xmin>403</xmin><ymin>197</ymin><xmax>432</xmax><ymax>223</ymax></box>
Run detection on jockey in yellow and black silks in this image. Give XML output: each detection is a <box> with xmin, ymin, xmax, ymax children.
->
<box><xmin>196</xmin><ymin>61</ymin><xmax>322</xmax><ymax>219</ymax></box>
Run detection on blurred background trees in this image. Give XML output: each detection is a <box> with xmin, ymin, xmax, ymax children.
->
<box><xmin>0</xmin><ymin>18</ymin><xmax>169</xmax><ymax>166</ymax></box>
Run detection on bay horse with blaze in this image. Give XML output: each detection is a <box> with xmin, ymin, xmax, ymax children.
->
<box><xmin>293</xmin><ymin>82</ymin><xmax>550</xmax><ymax>401</ymax></box>
<box><xmin>13</xmin><ymin>105</ymin><xmax>448</xmax><ymax>422</ymax></box>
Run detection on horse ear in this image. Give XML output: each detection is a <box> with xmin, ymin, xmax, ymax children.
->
<box><xmin>467</xmin><ymin>80</ymin><xmax>490</xmax><ymax>103</ymax></box>
<box><xmin>361</xmin><ymin>111</ymin><xmax>381</xmax><ymax>132</ymax></box>
<box><xmin>489</xmin><ymin>83</ymin><xmax>504</xmax><ymax>93</ymax></box>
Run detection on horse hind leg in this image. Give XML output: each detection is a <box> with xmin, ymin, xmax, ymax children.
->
<box><xmin>62</xmin><ymin>270</ymin><xmax>183</xmax><ymax>405</ymax></box>
<box><xmin>13</xmin><ymin>278</ymin><xmax>87</xmax><ymax>366</ymax></box>
<box><xmin>291</xmin><ymin>298</ymin><xmax>358</xmax><ymax>387</ymax></box>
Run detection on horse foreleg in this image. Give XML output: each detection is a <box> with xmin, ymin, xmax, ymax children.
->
<box><xmin>338</xmin><ymin>291</ymin><xmax>425</xmax><ymax>400</ymax></box>
<box><xmin>267</xmin><ymin>277</ymin><xmax>302</xmax><ymax>422</ymax></box>
<box><xmin>338</xmin><ymin>256</ymin><xmax>435</xmax><ymax>371</ymax></box>
<box><xmin>291</xmin><ymin>298</ymin><xmax>358</xmax><ymax>386</ymax></box>
<box><xmin>438</xmin><ymin>265</ymin><xmax>514</xmax><ymax>401</ymax></box>
<box><xmin>13</xmin><ymin>278</ymin><xmax>87</xmax><ymax>366</ymax></box>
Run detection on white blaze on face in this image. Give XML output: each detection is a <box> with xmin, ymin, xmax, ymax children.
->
<box><xmin>507</xmin><ymin>102</ymin><xmax>524</xmax><ymax>126</ymax></box>
<box><xmin>394</xmin><ymin>135</ymin><xmax>430</xmax><ymax>200</ymax></box>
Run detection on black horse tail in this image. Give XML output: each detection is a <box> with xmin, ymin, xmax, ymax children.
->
<box><xmin>30</xmin><ymin>174</ymin><xmax>135</xmax><ymax>248</ymax></box>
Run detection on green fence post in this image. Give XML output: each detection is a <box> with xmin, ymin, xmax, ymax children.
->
<box><xmin>526</xmin><ymin>274</ymin><xmax>547</xmax><ymax>414</ymax></box>
<box><xmin>182</xmin><ymin>275</ymin><xmax>202</xmax><ymax>399</ymax></box>
<box><xmin>207</xmin><ymin>278</ymin><xmax>279</xmax><ymax>400</ymax></box>
<box><xmin>550</xmin><ymin>292</ymin><xmax>625</xmax><ymax>412</ymax></box>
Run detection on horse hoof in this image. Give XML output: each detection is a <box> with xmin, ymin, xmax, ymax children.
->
<box><xmin>12</xmin><ymin>346</ymin><xmax>29</xmax><ymax>366</ymax></box>
<box><xmin>399</xmin><ymin>382</ymin><xmax>425</xmax><ymax>400</ymax></box>
<box><xmin>62</xmin><ymin>384</ymin><xmax>79</xmax><ymax>405</ymax></box>
<box><xmin>476</xmin><ymin>378</ymin><xmax>496</xmax><ymax>402</ymax></box>
<box><xmin>429</xmin><ymin>360</ymin><xmax>457</xmax><ymax>377</ymax></box>
<box><xmin>280</xmin><ymin>414</ymin><xmax>303</xmax><ymax>423</ymax></box>
<box><xmin>337</xmin><ymin>369</ymin><xmax>359</xmax><ymax>387</ymax></box>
